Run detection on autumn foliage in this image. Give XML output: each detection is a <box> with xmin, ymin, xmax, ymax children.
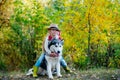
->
<box><xmin>0</xmin><ymin>0</ymin><xmax>120</xmax><ymax>71</ymax></box>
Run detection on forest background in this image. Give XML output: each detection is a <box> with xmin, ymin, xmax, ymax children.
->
<box><xmin>0</xmin><ymin>0</ymin><xmax>120</xmax><ymax>71</ymax></box>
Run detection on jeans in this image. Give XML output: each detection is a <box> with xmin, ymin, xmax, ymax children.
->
<box><xmin>34</xmin><ymin>53</ymin><xmax>67</xmax><ymax>68</ymax></box>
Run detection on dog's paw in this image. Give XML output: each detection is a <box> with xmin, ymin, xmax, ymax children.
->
<box><xmin>49</xmin><ymin>76</ymin><xmax>54</xmax><ymax>80</ymax></box>
<box><xmin>49</xmin><ymin>78</ymin><xmax>54</xmax><ymax>80</ymax></box>
<box><xmin>57</xmin><ymin>74</ymin><xmax>62</xmax><ymax>78</ymax></box>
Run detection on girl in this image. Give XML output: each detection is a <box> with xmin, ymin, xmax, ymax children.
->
<box><xmin>33</xmin><ymin>24</ymin><xmax>72</xmax><ymax>78</ymax></box>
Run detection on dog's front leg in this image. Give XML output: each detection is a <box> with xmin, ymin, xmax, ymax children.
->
<box><xmin>56</xmin><ymin>62</ymin><xmax>62</xmax><ymax>78</ymax></box>
<box><xmin>47</xmin><ymin>62</ymin><xmax>53</xmax><ymax>79</ymax></box>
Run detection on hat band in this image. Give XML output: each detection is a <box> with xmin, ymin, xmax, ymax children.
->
<box><xmin>48</xmin><ymin>27</ymin><xmax>60</xmax><ymax>31</ymax></box>
<box><xmin>49</xmin><ymin>27</ymin><xmax>57</xmax><ymax>28</ymax></box>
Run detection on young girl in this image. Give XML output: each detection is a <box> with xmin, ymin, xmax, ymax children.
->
<box><xmin>33</xmin><ymin>24</ymin><xmax>72</xmax><ymax>78</ymax></box>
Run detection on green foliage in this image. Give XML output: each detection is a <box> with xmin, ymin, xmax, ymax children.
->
<box><xmin>0</xmin><ymin>27</ymin><xmax>22</xmax><ymax>70</ymax></box>
<box><xmin>0</xmin><ymin>54</ymin><xmax>6</xmax><ymax>70</ymax></box>
<box><xmin>0</xmin><ymin>0</ymin><xmax>120</xmax><ymax>70</ymax></box>
<box><xmin>9</xmin><ymin>0</ymin><xmax>52</xmax><ymax>69</ymax></box>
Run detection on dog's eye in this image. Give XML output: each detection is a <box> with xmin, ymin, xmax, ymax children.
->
<box><xmin>55</xmin><ymin>45</ymin><xmax>58</xmax><ymax>47</ymax></box>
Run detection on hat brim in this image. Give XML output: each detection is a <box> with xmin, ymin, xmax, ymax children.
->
<box><xmin>47</xmin><ymin>27</ymin><xmax>60</xmax><ymax>31</ymax></box>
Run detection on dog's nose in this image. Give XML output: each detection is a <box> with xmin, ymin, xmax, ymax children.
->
<box><xmin>57</xmin><ymin>51</ymin><xmax>60</xmax><ymax>54</ymax></box>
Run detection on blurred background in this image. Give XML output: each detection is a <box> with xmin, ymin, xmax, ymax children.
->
<box><xmin>0</xmin><ymin>0</ymin><xmax>120</xmax><ymax>71</ymax></box>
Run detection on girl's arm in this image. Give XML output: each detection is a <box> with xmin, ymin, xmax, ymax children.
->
<box><xmin>44</xmin><ymin>36</ymin><xmax>51</xmax><ymax>54</ymax></box>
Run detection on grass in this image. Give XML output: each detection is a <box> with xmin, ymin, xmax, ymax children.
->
<box><xmin>0</xmin><ymin>68</ymin><xmax>120</xmax><ymax>80</ymax></box>
<box><xmin>78</xmin><ymin>68</ymin><xmax>120</xmax><ymax>80</ymax></box>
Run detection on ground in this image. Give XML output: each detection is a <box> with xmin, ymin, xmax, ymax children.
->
<box><xmin>0</xmin><ymin>68</ymin><xmax>120</xmax><ymax>80</ymax></box>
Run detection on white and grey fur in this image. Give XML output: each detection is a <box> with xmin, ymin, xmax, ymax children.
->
<box><xmin>45</xmin><ymin>38</ymin><xmax>64</xmax><ymax>79</ymax></box>
<box><xmin>26</xmin><ymin>35</ymin><xmax>64</xmax><ymax>79</ymax></box>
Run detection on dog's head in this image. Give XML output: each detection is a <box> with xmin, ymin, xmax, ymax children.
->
<box><xmin>48</xmin><ymin>38</ymin><xmax>64</xmax><ymax>55</ymax></box>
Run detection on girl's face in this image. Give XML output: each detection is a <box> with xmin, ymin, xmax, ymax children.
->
<box><xmin>49</xmin><ymin>29</ymin><xmax>59</xmax><ymax>36</ymax></box>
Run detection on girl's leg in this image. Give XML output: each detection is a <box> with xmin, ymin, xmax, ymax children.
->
<box><xmin>33</xmin><ymin>53</ymin><xmax>45</xmax><ymax>77</ymax></box>
<box><xmin>60</xmin><ymin>57</ymin><xmax>72</xmax><ymax>73</ymax></box>
<box><xmin>35</xmin><ymin>53</ymin><xmax>45</xmax><ymax>67</ymax></box>
<box><xmin>60</xmin><ymin>57</ymin><xmax>67</xmax><ymax>67</ymax></box>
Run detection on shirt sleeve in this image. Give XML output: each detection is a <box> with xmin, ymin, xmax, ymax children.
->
<box><xmin>44</xmin><ymin>36</ymin><xmax>51</xmax><ymax>54</ymax></box>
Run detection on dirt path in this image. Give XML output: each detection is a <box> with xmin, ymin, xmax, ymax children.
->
<box><xmin>0</xmin><ymin>68</ymin><xmax>120</xmax><ymax>80</ymax></box>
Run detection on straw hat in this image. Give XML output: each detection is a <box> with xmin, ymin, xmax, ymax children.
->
<box><xmin>47</xmin><ymin>24</ymin><xmax>60</xmax><ymax>31</ymax></box>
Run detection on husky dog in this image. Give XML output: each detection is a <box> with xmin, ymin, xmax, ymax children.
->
<box><xmin>45</xmin><ymin>38</ymin><xmax>64</xmax><ymax>79</ymax></box>
<box><xmin>26</xmin><ymin>38</ymin><xmax>64</xmax><ymax>79</ymax></box>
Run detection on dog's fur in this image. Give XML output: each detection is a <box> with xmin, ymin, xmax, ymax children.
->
<box><xmin>26</xmin><ymin>38</ymin><xmax>64</xmax><ymax>79</ymax></box>
<box><xmin>45</xmin><ymin>38</ymin><xmax>64</xmax><ymax>79</ymax></box>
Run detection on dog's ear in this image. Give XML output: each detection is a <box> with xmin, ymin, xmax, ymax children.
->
<box><xmin>61</xmin><ymin>39</ymin><xmax>64</xmax><ymax>45</ymax></box>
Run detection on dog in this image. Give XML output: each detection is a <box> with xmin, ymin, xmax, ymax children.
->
<box><xmin>26</xmin><ymin>38</ymin><xmax>64</xmax><ymax>79</ymax></box>
<box><xmin>45</xmin><ymin>38</ymin><xmax>64</xmax><ymax>79</ymax></box>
